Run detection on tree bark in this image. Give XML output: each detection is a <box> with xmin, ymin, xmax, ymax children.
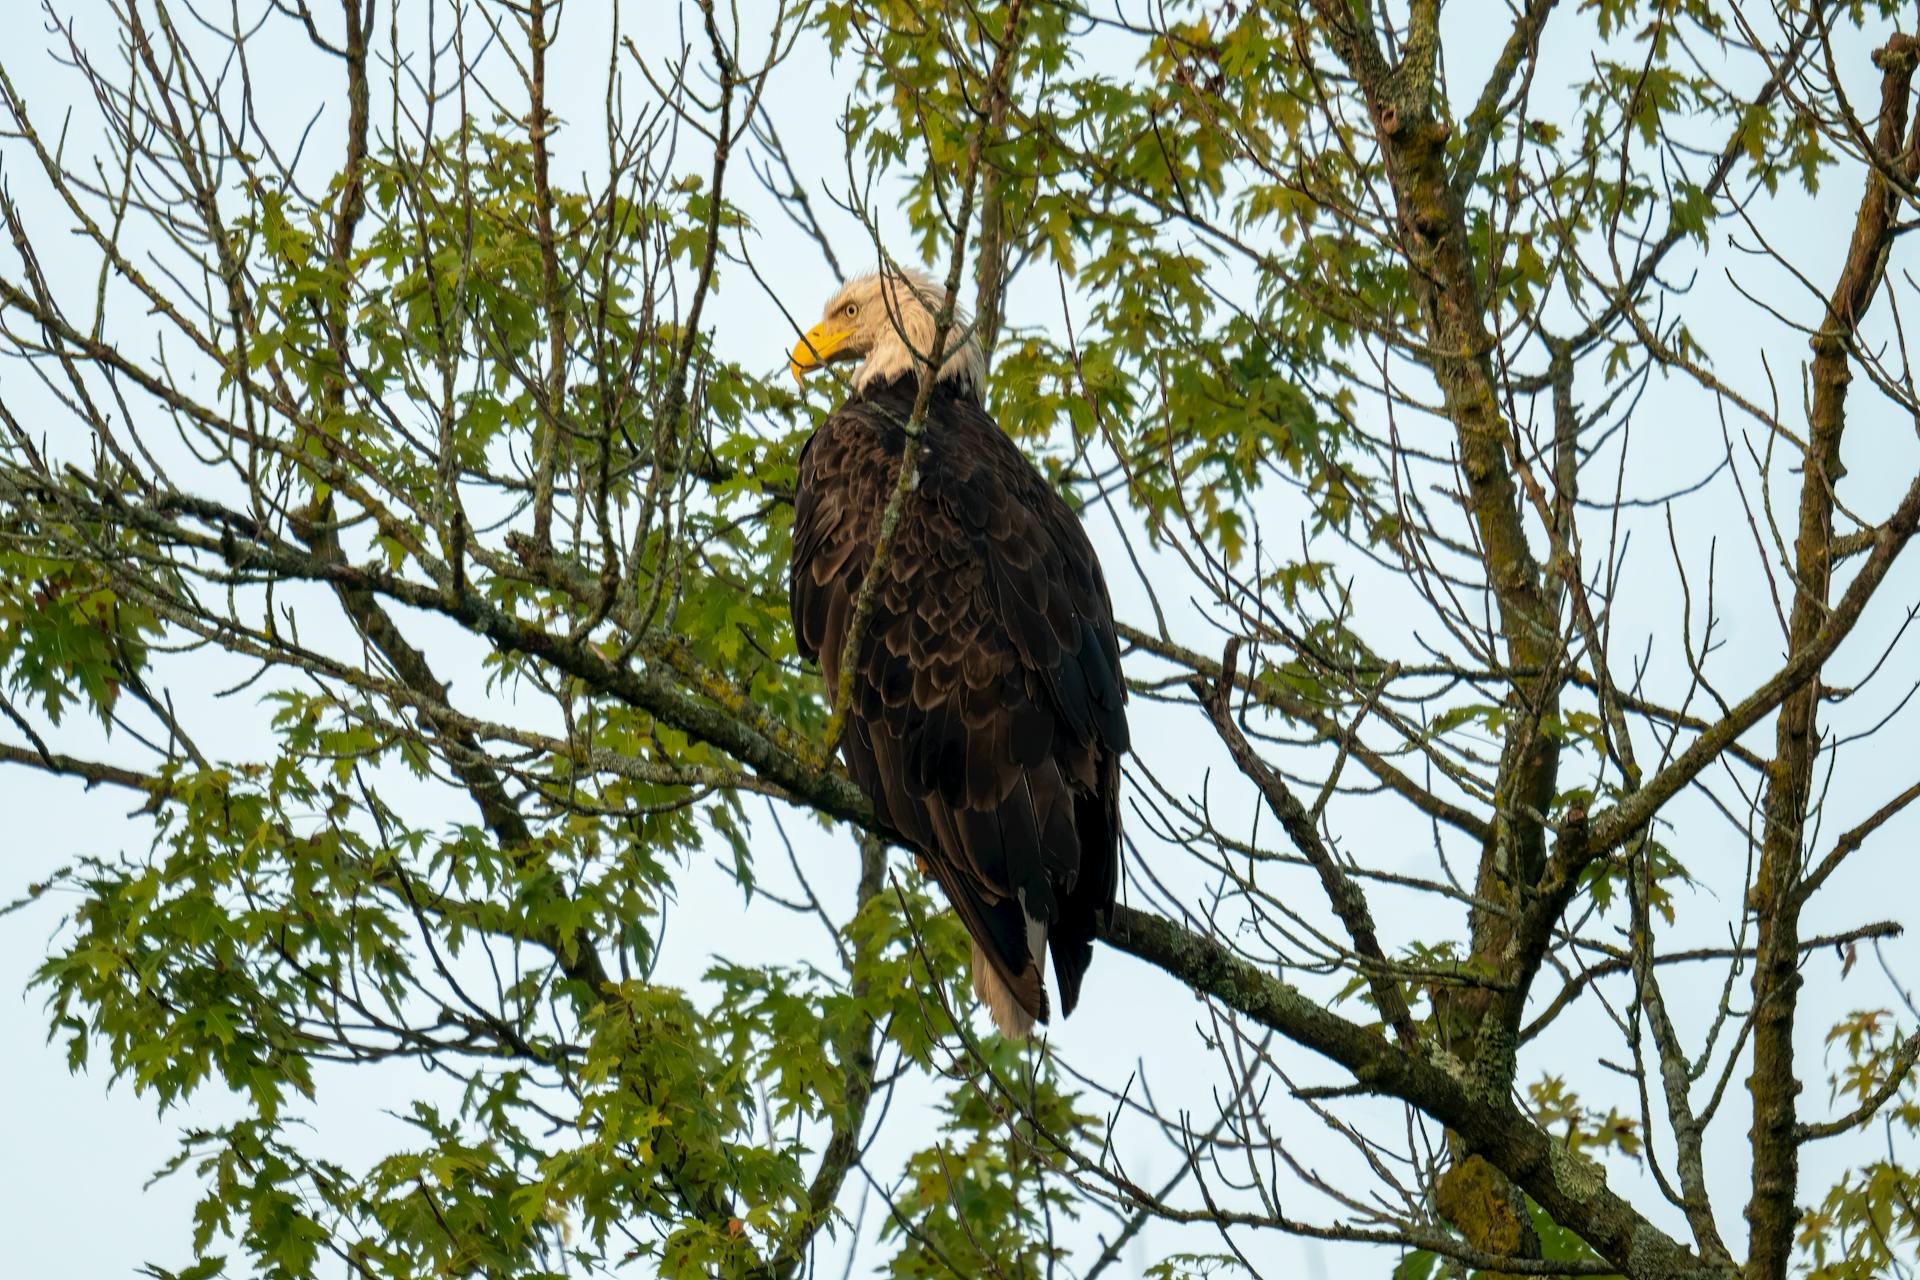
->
<box><xmin>1745</xmin><ymin>33</ymin><xmax>1920</xmax><ymax>1279</ymax></box>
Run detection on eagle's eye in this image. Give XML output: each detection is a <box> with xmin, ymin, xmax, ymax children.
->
<box><xmin>844</xmin><ymin>303</ymin><xmax>859</xmax><ymax>318</ymax></box>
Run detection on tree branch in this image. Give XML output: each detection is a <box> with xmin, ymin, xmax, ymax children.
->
<box><xmin>1201</xmin><ymin>637</ymin><xmax>1421</xmax><ymax>1049</ymax></box>
<box><xmin>1102</xmin><ymin>904</ymin><xmax>1728</xmax><ymax>1280</ymax></box>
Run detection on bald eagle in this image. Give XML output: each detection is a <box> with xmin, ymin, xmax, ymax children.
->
<box><xmin>786</xmin><ymin>270</ymin><xmax>1129</xmax><ymax>1039</ymax></box>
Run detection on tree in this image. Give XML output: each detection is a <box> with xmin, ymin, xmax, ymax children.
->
<box><xmin>5</xmin><ymin>0</ymin><xmax>1920</xmax><ymax>1275</ymax></box>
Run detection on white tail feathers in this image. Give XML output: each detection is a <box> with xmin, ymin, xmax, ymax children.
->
<box><xmin>971</xmin><ymin>941</ymin><xmax>1036</xmax><ymax>1038</ymax></box>
<box><xmin>971</xmin><ymin>936</ymin><xmax>1049</xmax><ymax>1040</ymax></box>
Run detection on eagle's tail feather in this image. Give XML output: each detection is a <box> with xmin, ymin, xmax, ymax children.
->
<box><xmin>971</xmin><ymin>938</ymin><xmax>1045</xmax><ymax>1039</ymax></box>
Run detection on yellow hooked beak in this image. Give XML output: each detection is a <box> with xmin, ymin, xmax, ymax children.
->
<box><xmin>789</xmin><ymin>324</ymin><xmax>852</xmax><ymax>382</ymax></box>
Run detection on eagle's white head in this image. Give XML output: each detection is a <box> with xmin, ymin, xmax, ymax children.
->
<box><xmin>788</xmin><ymin>268</ymin><xmax>986</xmax><ymax>394</ymax></box>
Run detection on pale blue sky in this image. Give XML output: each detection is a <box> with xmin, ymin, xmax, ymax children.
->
<box><xmin>4</xmin><ymin>3</ymin><xmax>1920</xmax><ymax>1277</ymax></box>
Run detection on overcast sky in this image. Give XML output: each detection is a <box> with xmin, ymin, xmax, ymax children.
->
<box><xmin>5</xmin><ymin>3</ymin><xmax>1920</xmax><ymax>1277</ymax></box>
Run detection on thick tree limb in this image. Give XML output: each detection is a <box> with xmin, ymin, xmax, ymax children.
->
<box><xmin>1745</xmin><ymin>34</ymin><xmax>1920</xmax><ymax>1278</ymax></box>
<box><xmin>1103</xmin><ymin>905</ymin><xmax>1730</xmax><ymax>1280</ymax></box>
<box><xmin>1451</xmin><ymin>0</ymin><xmax>1558</xmax><ymax>195</ymax></box>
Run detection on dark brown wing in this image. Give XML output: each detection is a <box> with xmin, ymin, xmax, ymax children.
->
<box><xmin>790</xmin><ymin>381</ymin><xmax>1128</xmax><ymax>1022</ymax></box>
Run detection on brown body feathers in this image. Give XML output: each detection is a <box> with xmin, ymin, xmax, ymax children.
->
<box><xmin>789</xmin><ymin>371</ymin><xmax>1129</xmax><ymax>1037</ymax></box>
